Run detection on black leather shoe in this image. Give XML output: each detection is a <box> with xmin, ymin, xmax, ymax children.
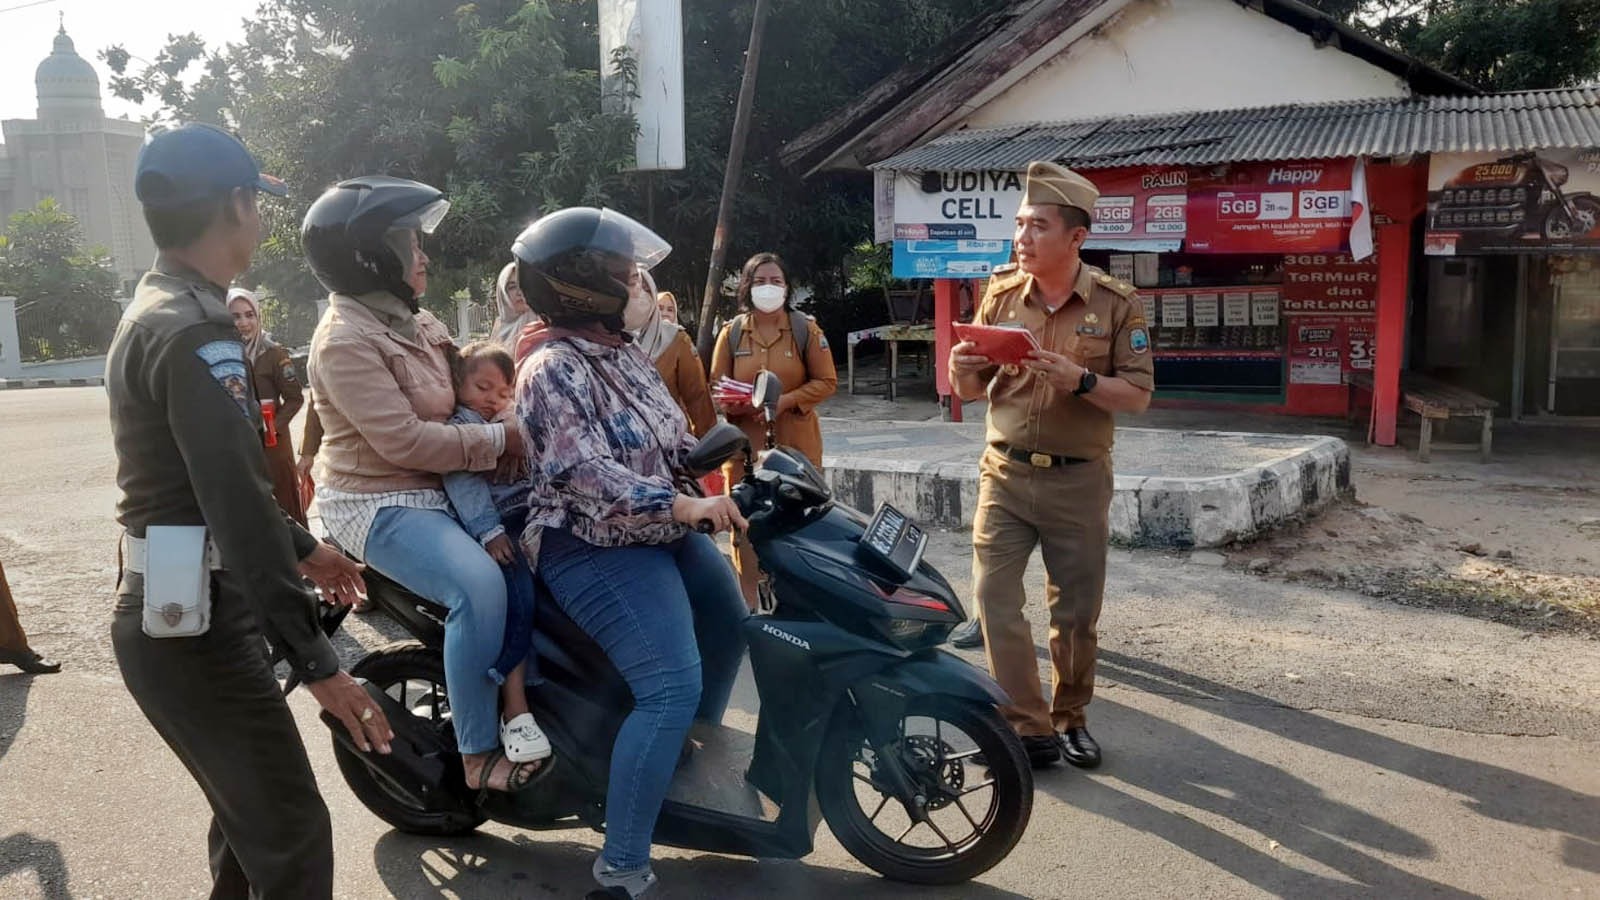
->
<box><xmin>1021</xmin><ymin>734</ymin><xmax>1060</xmax><ymax>769</ymax></box>
<box><xmin>1059</xmin><ymin>727</ymin><xmax>1102</xmax><ymax>769</ymax></box>
<box><xmin>0</xmin><ymin>648</ymin><xmax>60</xmax><ymax>675</ymax></box>
<box><xmin>949</xmin><ymin>619</ymin><xmax>984</xmax><ymax>649</ymax></box>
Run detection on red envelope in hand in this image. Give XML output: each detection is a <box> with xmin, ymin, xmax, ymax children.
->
<box><xmin>953</xmin><ymin>323</ymin><xmax>1042</xmax><ymax>366</ymax></box>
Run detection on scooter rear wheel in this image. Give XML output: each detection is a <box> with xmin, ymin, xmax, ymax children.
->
<box><xmin>332</xmin><ymin>641</ymin><xmax>487</xmax><ymax>836</ymax></box>
<box><xmin>817</xmin><ymin>695</ymin><xmax>1032</xmax><ymax>884</ymax></box>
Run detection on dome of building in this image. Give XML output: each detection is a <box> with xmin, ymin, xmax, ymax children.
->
<box><xmin>35</xmin><ymin>25</ymin><xmax>104</xmax><ymax>115</ymax></box>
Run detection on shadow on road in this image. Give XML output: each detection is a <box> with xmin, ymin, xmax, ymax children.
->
<box><xmin>0</xmin><ymin>672</ymin><xmax>35</xmax><ymax>766</ymax></box>
<box><xmin>372</xmin><ymin>828</ymin><xmax>1031</xmax><ymax>898</ymax></box>
<box><xmin>1023</xmin><ymin>649</ymin><xmax>1600</xmax><ymax>895</ymax></box>
<box><xmin>0</xmin><ymin>831</ymin><xmax>70</xmax><ymax>900</ymax></box>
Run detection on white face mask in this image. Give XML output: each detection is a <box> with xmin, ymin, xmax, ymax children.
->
<box><xmin>750</xmin><ymin>283</ymin><xmax>786</xmax><ymax>313</ymax></box>
<box><xmin>623</xmin><ymin>283</ymin><xmax>656</xmax><ymax>331</ymax></box>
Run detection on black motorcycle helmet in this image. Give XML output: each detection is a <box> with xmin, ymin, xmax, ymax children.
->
<box><xmin>510</xmin><ymin>207</ymin><xmax>670</xmax><ymax>328</ymax></box>
<box><xmin>301</xmin><ymin>175</ymin><xmax>450</xmax><ymax>310</ymax></box>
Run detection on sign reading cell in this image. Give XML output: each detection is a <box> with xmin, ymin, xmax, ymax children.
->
<box><xmin>894</xmin><ymin>170</ymin><xmax>1025</xmax><ymax>242</ymax></box>
<box><xmin>1187</xmin><ymin>160</ymin><xmax>1355</xmax><ymax>253</ymax></box>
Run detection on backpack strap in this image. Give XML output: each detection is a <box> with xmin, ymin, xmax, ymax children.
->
<box><xmin>727</xmin><ymin>310</ymin><xmax>812</xmax><ymax>373</ymax></box>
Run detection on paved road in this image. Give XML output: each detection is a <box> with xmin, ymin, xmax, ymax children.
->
<box><xmin>2</xmin><ymin>388</ymin><xmax>1598</xmax><ymax>898</ymax></box>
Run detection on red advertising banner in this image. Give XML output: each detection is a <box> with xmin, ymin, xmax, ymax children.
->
<box><xmin>1281</xmin><ymin>253</ymin><xmax>1379</xmax><ymax>386</ymax></box>
<box><xmin>1089</xmin><ymin>167</ymin><xmax>1188</xmax><ymax>241</ymax></box>
<box><xmin>1186</xmin><ymin>159</ymin><xmax>1355</xmax><ymax>253</ymax></box>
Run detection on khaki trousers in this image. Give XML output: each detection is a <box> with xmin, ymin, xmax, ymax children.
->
<box><xmin>0</xmin><ymin>559</ymin><xmax>32</xmax><ymax>654</ymax></box>
<box><xmin>973</xmin><ymin>448</ymin><xmax>1112</xmax><ymax>736</ymax></box>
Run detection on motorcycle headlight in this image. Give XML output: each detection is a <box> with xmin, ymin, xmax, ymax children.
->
<box><xmin>1546</xmin><ymin>162</ymin><xmax>1570</xmax><ymax>186</ymax></box>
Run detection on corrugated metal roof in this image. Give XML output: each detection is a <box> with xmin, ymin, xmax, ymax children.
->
<box><xmin>868</xmin><ymin>89</ymin><xmax>1600</xmax><ymax>172</ymax></box>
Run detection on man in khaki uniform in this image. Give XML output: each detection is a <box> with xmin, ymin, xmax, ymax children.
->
<box><xmin>949</xmin><ymin>161</ymin><xmax>1154</xmax><ymax>769</ymax></box>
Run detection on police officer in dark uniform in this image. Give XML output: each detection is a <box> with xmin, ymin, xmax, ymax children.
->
<box><xmin>106</xmin><ymin>123</ymin><xmax>393</xmax><ymax>900</ymax></box>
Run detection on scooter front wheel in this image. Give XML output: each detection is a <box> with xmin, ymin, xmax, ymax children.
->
<box><xmin>817</xmin><ymin>695</ymin><xmax>1033</xmax><ymax>884</ymax></box>
<box><xmin>332</xmin><ymin>641</ymin><xmax>486</xmax><ymax>836</ymax></box>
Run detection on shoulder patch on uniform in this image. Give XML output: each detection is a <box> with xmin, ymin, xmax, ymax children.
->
<box><xmin>992</xmin><ymin>262</ymin><xmax>1018</xmax><ymax>275</ymax></box>
<box><xmin>196</xmin><ymin>340</ymin><xmax>252</xmax><ymax>417</ymax></box>
<box><xmin>818</xmin><ymin>334</ymin><xmax>830</xmax><ymax>351</ymax></box>
<box><xmin>278</xmin><ymin>357</ymin><xmax>299</xmax><ymax>384</ymax></box>
<box><xmin>1129</xmin><ymin>327</ymin><xmax>1150</xmax><ymax>354</ymax></box>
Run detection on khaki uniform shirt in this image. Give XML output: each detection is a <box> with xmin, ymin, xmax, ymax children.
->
<box><xmin>709</xmin><ymin>312</ymin><xmax>838</xmax><ymax>466</ymax></box>
<box><xmin>653</xmin><ymin>329</ymin><xmax>716</xmax><ymax>438</ymax></box>
<box><xmin>978</xmin><ymin>262</ymin><xmax>1154</xmax><ymax>460</ymax></box>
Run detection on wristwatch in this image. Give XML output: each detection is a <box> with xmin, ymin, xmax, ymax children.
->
<box><xmin>1073</xmin><ymin>371</ymin><xmax>1098</xmax><ymax>396</ymax></box>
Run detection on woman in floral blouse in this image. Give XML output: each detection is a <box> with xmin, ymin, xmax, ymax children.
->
<box><xmin>509</xmin><ymin>207</ymin><xmax>748</xmax><ymax>900</ymax></box>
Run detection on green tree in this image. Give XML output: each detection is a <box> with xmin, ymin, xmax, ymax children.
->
<box><xmin>0</xmin><ymin>199</ymin><xmax>121</xmax><ymax>360</ymax></box>
<box><xmin>1308</xmin><ymin>0</ymin><xmax>1600</xmax><ymax>90</ymax></box>
<box><xmin>101</xmin><ymin>0</ymin><xmax>986</xmax><ymax>329</ymax></box>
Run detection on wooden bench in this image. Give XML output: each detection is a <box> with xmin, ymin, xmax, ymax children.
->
<box><xmin>1345</xmin><ymin>371</ymin><xmax>1496</xmax><ymax>462</ymax></box>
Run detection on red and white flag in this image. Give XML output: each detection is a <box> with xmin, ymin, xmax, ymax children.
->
<box><xmin>1349</xmin><ymin>157</ymin><xmax>1374</xmax><ymax>261</ymax></box>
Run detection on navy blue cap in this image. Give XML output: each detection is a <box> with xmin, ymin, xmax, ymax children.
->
<box><xmin>134</xmin><ymin>123</ymin><xmax>288</xmax><ymax>210</ymax></box>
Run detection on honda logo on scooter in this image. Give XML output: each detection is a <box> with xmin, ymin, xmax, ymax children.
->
<box><xmin>762</xmin><ymin>622</ymin><xmax>811</xmax><ymax>651</ymax></box>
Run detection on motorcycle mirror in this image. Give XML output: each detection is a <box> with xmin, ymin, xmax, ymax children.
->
<box><xmin>754</xmin><ymin>370</ymin><xmax>783</xmax><ymax>420</ymax></box>
<box><xmin>685</xmin><ymin>422</ymin><xmax>749</xmax><ymax>476</ymax></box>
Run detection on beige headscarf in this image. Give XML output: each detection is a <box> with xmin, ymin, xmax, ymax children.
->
<box><xmin>226</xmin><ymin>288</ymin><xmax>276</xmax><ymax>362</ymax></box>
<box><xmin>490</xmin><ymin>261</ymin><xmax>537</xmax><ymax>349</ymax></box>
<box><xmin>628</xmin><ymin>266</ymin><xmax>680</xmax><ymax>362</ymax></box>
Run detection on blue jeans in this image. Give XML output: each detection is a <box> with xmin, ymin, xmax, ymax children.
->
<box><xmin>494</xmin><ymin>509</ymin><xmax>539</xmax><ymax>686</ymax></box>
<box><xmin>365</xmin><ymin>506</ymin><xmax>506</xmax><ymax>755</ymax></box>
<box><xmin>537</xmin><ymin>528</ymin><xmax>748</xmax><ymax>870</ymax></box>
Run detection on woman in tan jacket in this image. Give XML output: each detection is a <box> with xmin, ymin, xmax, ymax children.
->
<box><xmin>709</xmin><ymin>252</ymin><xmax>838</xmax><ymax>607</ymax></box>
<box><xmin>627</xmin><ymin>275</ymin><xmax>715</xmax><ymax>437</ymax></box>
<box><xmin>304</xmin><ymin>176</ymin><xmax>540</xmax><ymax>795</ymax></box>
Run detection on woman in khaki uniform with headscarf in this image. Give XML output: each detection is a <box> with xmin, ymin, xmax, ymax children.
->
<box><xmin>630</xmin><ymin>278</ymin><xmax>715</xmax><ymax>437</ymax></box>
<box><xmin>228</xmin><ymin>288</ymin><xmax>307</xmax><ymax>525</ymax></box>
<box><xmin>710</xmin><ymin>252</ymin><xmax>838</xmax><ymax>607</ymax></box>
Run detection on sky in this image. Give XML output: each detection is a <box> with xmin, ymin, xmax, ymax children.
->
<box><xmin>0</xmin><ymin>0</ymin><xmax>259</xmax><ymax>126</ymax></box>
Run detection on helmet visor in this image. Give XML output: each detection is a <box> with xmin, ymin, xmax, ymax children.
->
<box><xmin>412</xmin><ymin>198</ymin><xmax>451</xmax><ymax>235</ymax></box>
<box><xmin>600</xmin><ymin>208</ymin><xmax>671</xmax><ymax>268</ymax></box>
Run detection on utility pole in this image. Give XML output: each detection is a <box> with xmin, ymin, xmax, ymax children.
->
<box><xmin>695</xmin><ymin>0</ymin><xmax>771</xmax><ymax>362</ymax></box>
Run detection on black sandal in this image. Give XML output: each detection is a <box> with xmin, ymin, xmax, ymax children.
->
<box><xmin>467</xmin><ymin>749</ymin><xmax>551</xmax><ymax>803</ymax></box>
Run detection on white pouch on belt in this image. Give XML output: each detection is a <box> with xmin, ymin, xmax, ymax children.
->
<box><xmin>140</xmin><ymin>525</ymin><xmax>213</xmax><ymax>638</ymax></box>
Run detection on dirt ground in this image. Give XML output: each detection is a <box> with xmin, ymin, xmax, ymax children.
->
<box><xmin>1228</xmin><ymin>438</ymin><xmax>1600</xmax><ymax>636</ymax></box>
<box><xmin>824</xmin><ymin>358</ymin><xmax>1600</xmax><ymax>636</ymax></box>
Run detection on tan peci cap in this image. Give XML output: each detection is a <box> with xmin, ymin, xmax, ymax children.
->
<box><xmin>1022</xmin><ymin>161</ymin><xmax>1100</xmax><ymax>215</ymax></box>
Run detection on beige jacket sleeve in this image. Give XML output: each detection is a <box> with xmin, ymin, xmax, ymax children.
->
<box><xmin>315</xmin><ymin>336</ymin><xmax>502</xmax><ymax>474</ymax></box>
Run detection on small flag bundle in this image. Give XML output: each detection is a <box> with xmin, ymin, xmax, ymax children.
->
<box><xmin>712</xmin><ymin>376</ymin><xmax>754</xmax><ymax>406</ymax></box>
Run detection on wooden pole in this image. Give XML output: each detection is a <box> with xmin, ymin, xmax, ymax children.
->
<box><xmin>694</xmin><ymin>0</ymin><xmax>772</xmax><ymax>362</ymax></box>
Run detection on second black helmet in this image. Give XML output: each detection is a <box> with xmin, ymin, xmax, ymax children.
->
<box><xmin>510</xmin><ymin>207</ymin><xmax>670</xmax><ymax>327</ymax></box>
<box><xmin>302</xmin><ymin>175</ymin><xmax>450</xmax><ymax>308</ymax></box>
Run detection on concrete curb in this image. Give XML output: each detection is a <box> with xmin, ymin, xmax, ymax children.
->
<box><xmin>822</xmin><ymin>430</ymin><xmax>1351</xmax><ymax>549</ymax></box>
<box><xmin>0</xmin><ymin>376</ymin><xmax>104</xmax><ymax>390</ymax></box>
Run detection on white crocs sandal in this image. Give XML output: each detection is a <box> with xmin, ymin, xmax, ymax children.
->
<box><xmin>501</xmin><ymin>713</ymin><xmax>553</xmax><ymax>763</ymax></box>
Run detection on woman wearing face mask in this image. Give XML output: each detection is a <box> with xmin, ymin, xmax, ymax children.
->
<box><xmin>656</xmin><ymin>290</ymin><xmax>679</xmax><ymax>325</ymax></box>
<box><xmin>626</xmin><ymin>267</ymin><xmax>715</xmax><ymax>437</ymax></box>
<box><xmin>228</xmin><ymin>287</ymin><xmax>307</xmax><ymax>525</ymax></box>
<box><xmin>709</xmin><ymin>252</ymin><xmax>838</xmax><ymax>608</ymax></box>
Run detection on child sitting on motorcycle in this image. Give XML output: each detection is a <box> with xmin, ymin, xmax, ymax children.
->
<box><xmin>442</xmin><ymin>341</ymin><xmax>552</xmax><ymax>768</ymax></box>
<box><xmin>509</xmin><ymin>207</ymin><xmax>749</xmax><ymax>899</ymax></box>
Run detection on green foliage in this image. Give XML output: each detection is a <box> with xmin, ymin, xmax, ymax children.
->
<box><xmin>1307</xmin><ymin>0</ymin><xmax>1600</xmax><ymax>91</ymax></box>
<box><xmin>0</xmin><ymin>200</ymin><xmax>120</xmax><ymax>360</ymax></box>
<box><xmin>97</xmin><ymin>0</ymin><xmax>991</xmax><ymax>330</ymax></box>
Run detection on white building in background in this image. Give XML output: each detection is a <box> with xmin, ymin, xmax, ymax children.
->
<box><xmin>0</xmin><ymin>25</ymin><xmax>155</xmax><ymax>291</ymax></box>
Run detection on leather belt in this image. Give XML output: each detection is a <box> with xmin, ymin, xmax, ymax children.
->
<box><xmin>121</xmin><ymin>533</ymin><xmax>225</xmax><ymax>574</ymax></box>
<box><xmin>995</xmin><ymin>443</ymin><xmax>1089</xmax><ymax>468</ymax></box>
